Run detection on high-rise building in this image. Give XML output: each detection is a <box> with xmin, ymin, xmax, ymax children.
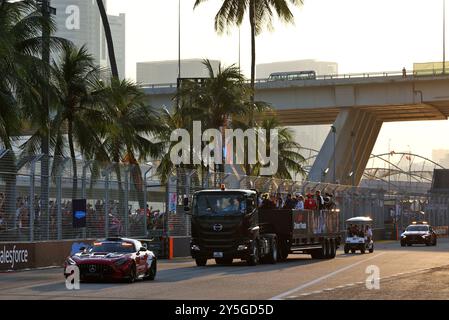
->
<box><xmin>52</xmin><ymin>0</ymin><xmax>126</xmax><ymax>78</ymax></box>
<box><xmin>136</xmin><ymin>59</ymin><xmax>221</xmax><ymax>85</ymax></box>
<box><xmin>256</xmin><ymin>59</ymin><xmax>338</xmax><ymax>78</ymax></box>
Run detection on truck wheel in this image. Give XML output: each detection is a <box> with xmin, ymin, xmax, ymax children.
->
<box><xmin>369</xmin><ymin>244</ymin><xmax>374</xmax><ymax>253</ymax></box>
<box><xmin>195</xmin><ymin>258</ymin><xmax>207</xmax><ymax>266</ymax></box>
<box><xmin>247</xmin><ymin>241</ymin><xmax>259</xmax><ymax>266</ymax></box>
<box><xmin>277</xmin><ymin>239</ymin><xmax>289</xmax><ymax>262</ymax></box>
<box><xmin>344</xmin><ymin>244</ymin><xmax>349</xmax><ymax>254</ymax></box>
<box><xmin>321</xmin><ymin>239</ymin><xmax>329</xmax><ymax>259</ymax></box>
<box><xmin>267</xmin><ymin>237</ymin><xmax>278</xmax><ymax>264</ymax></box>
<box><xmin>329</xmin><ymin>239</ymin><xmax>337</xmax><ymax>258</ymax></box>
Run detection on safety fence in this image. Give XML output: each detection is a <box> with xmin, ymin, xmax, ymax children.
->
<box><xmin>1</xmin><ymin>151</ymin><xmax>449</xmax><ymax>244</ymax></box>
<box><xmin>169</xmin><ymin>168</ymin><xmax>449</xmax><ymax>238</ymax></box>
<box><xmin>0</xmin><ymin>151</ymin><xmax>166</xmax><ymax>244</ymax></box>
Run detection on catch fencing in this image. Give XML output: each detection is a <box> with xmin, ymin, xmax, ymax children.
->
<box><xmin>1</xmin><ymin>151</ymin><xmax>449</xmax><ymax>243</ymax></box>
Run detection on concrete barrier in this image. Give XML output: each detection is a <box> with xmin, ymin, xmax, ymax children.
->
<box><xmin>0</xmin><ymin>239</ymin><xmax>94</xmax><ymax>272</ymax></box>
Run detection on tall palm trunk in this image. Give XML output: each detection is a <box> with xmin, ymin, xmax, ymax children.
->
<box><xmin>67</xmin><ymin>120</ymin><xmax>78</xmax><ymax>199</ymax></box>
<box><xmin>96</xmin><ymin>0</ymin><xmax>119</xmax><ymax>78</ymax></box>
<box><xmin>246</xmin><ymin>0</ymin><xmax>257</xmax><ymax>177</ymax></box>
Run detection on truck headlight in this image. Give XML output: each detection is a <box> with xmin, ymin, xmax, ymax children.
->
<box><xmin>66</xmin><ymin>257</ymin><xmax>76</xmax><ymax>265</ymax></box>
<box><xmin>237</xmin><ymin>245</ymin><xmax>248</xmax><ymax>251</ymax></box>
<box><xmin>191</xmin><ymin>245</ymin><xmax>200</xmax><ymax>251</ymax></box>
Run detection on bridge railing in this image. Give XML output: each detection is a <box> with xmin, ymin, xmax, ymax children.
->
<box><xmin>140</xmin><ymin>69</ymin><xmax>449</xmax><ymax>90</ymax></box>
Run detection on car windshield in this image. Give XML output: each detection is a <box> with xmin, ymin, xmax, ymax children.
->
<box><xmin>193</xmin><ymin>194</ymin><xmax>246</xmax><ymax>216</ymax></box>
<box><xmin>88</xmin><ymin>241</ymin><xmax>135</xmax><ymax>253</ymax></box>
<box><xmin>406</xmin><ymin>225</ymin><xmax>429</xmax><ymax>232</ymax></box>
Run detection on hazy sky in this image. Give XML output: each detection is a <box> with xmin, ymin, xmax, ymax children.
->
<box><xmin>107</xmin><ymin>0</ymin><xmax>449</xmax><ymax>161</ymax></box>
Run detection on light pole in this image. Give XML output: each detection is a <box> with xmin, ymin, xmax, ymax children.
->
<box><xmin>351</xmin><ymin>130</ymin><xmax>355</xmax><ymax>186</ymax></box>
<box><xmin>143</xmin><ymin>162</ymin><xmax>153</xmax><ymax>237</ymax></box>
<box><xmin>331</xmin><ymin>125</ymin><xmax>337</xmax><ymax>184</ymax></box>
<box><xmin>178</xmin><ymin>0</ymin><xmax>181</xmax><ymax>80</ymax></box>
<box><xmin>443</xmin><ymin>0</ymin><xmax>446</xmax><ymax>74</ymax></box>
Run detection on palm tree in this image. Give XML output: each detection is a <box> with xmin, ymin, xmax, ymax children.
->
<box><xmin>50</xmin><ymin>43</ymin><xmax>102</xmax><ymax>198</ymax></box>
<box><xmin>194</xmin><ymin>0</ymin><xmax>303</xmax><ymax>105</ymax></box>
<box><xmin>96</xmin><ymin>0</ymin><xmax>118</xmax><ymax>78</ymax></box>
<box><xmin>91</xmin><ymin>78</ymin><xmax>165</xmax><ymax>210</ymax></box>
<box><xmin>0</xmin><ymin>0</ymin><xmax>61</xmax><ymax>220</ymax></box>
<box><xmin>250</xmin><ymin>117</ymin><xmax>306</xmax><ymax>179</ymax></box>
<box><xmin>157</xmin><ymin>60</ymin><xmax>254</xmax><ymax>184</ymax></box>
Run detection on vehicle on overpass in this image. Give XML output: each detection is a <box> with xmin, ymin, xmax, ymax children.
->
<box><xmin>184</xmin><ymin>185</ymin><xmax>341</xmax><ymax>266</ymax></box>
<box><xmin>344</xmin><ymin>217</ymin><xmax>374</xmax><ymax>254</ymax></box>
<box><xmin>64</xmin><ymin>237</ymin><xmax>157</xmax><ymax>282</ymax></box>
<box><xmin>400</xmin><ymin>222</ymin><xmax>437</xmax><ymax>247</ymax></box>
<box><xmin>268</xmin><ymin>70</ymin><xmax>316</xmax><ymax>81</ymax></box>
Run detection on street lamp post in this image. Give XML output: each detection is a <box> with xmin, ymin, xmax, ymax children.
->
<box><xmin>443</xmin><ymin>0</ymin><xmax>446</xmax><ymax>74</ymax></box>
<box><xmin>351</xmin><ymin>130</ymin><xmax>355</xmax><ymax>186</ymax></box>
<box><xmin>143</xmin><ymin>162</ymin><xmax>153</xmax><ymax>237</ymax></box>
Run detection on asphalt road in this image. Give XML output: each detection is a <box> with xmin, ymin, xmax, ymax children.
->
<box><xmin>1</xmin><ymin>239</ymin><xmax>449</xmax><ymax>300</ymax></box>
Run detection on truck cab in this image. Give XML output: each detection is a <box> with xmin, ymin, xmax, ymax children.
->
<box><xmin>185</xmin><ymin>188</ymin><xmax>265</xmax><ymax>266</ymax></box>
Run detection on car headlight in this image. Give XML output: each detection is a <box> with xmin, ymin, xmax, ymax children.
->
<box><xmin>237</xmin><ymin>245</ymin><xmax>248</xmax><ymax>251</ymax></box>
<box><xmin>114</xmin><ymin>257</ymin><xmax>129</xmax><ymax>266</ymax></box>
<box><xmin>66</xmin><ymin>257</ymin><xmax>76</xmax><ymax>265</ymax></box>
<box><xmin>191</xmin><ymin>245</ymin><xmax>200</xmax><ymax>251</ymax></box>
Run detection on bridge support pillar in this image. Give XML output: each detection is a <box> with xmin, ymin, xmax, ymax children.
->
<box><xmin>308</xmin><ymin>109</ymin><xmax>383</xmax><ymax>185</ymax></box>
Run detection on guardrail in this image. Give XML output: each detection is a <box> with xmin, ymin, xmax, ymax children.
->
<box><xmin>139</xmin><ymin>69</ymin><xmax>449</xmax><ymax>90</ymax></box>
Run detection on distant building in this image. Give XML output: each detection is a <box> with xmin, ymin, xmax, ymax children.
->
<box><xmin>136</xmin><ymin>59</ymin><xmax>221</xmax><ymax>85</ymax></box>
<box><xmin>52</xmin><ymin>0</ymin><xmax>126</xmax><ymax>78</ymax></box>
<box><xmin>432</xmin><ymin>149</ymin><xmax>449</xmax><ymax>168</ymax></box>
<box><xmin>256</xmin><ymin>59</ymin><xmax>338</xmax><ymax>79</ymax></box>
<box><xmin>107</xmin><ymin>13</ymin><xmax>126</xmax><ymax>79</ymax></box>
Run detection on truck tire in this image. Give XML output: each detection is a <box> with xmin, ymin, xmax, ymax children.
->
<box><xmin>344</xmin><ymin>244</ymin><xmax>349</xmax><ymax>254</ymax></box>
<box><xmin>247</xmin><ymin>240</ymin><xmax>259</xmax><ymax>266</ymax></box>
<box><xmin>324</xmin><ymin>239</ymin><xmax>331</xmax><ymax>258</ymax></box>
<box><xmin>277</xmin><ymin>239</ymin><xmax>289</xmax><ymax>262</ymax></box>
<box><xmin>266</xmin><ymin>237</ymin><xmax>278</xmax><ymax>264</ymax></box>
<box><xmin>329</xmin><ymin>239</ymin><xmax>337</xmax><ymax>258</ymax></box>
<box><xmin>195</xmin><ymin>258</ymin><xmax>207</xmax><ymax>266</ymax></box>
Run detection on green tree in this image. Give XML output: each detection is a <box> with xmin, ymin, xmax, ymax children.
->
<box><xmin>0</xmin><ymin>0</ymin><xmax>61</xmax><ymax>220</ymax></box>
<box><xmin>194</xmin><ymin>0</ymin><xmax>303</xmax><ymax>106</ymax></box>
<box><xmin>157</xmin><ymin>60</ymin><xmax>255</xmax><ymax>184</ymax></box>
<box><xmin>50</xmin><ymin>43</ymin><xmax>102</xmax><ymax>198</ymax></box>
<box><xmin>250</xmin><ymin>117</ymin><xmax>306</xmax><ymax>179</ymax></box>
<box><xmin>92</xmin><ymin>78</ymin><xmax>165</xmax><ymax>210</ymax></box>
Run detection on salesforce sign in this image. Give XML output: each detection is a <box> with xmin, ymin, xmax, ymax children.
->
<box><xmin>0</xmin><ymin>244</ymin><xmax>33</xmax><ymax>271</ymax></box>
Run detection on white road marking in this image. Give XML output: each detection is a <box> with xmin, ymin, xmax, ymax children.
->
<box><xmin>269</xmin><ymin>252</ymin><xmax>386</xmax><ymax>300</ymax></box>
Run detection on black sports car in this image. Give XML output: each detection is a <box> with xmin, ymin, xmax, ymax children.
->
<box><xmin>400</xmin><ymin>223</ymin><xmax>437</xmax><ymax>247</ymax></box>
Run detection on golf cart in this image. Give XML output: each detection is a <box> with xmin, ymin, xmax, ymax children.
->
<box><xmin>344</xmin><ymin>216</ymin><xmax>374</xmax><ymax>254</ymax></box>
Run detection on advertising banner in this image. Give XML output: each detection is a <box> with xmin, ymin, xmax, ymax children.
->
<box><xmin>72</xmin><ymin>199</ymin><xmax>87</xmax><ymax>228</ymax></box>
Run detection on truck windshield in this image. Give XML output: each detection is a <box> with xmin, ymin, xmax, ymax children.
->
<box><xmin>193</xmin><ymin>194</ymin><xmax>246</xmax><ymax>216</ymax></box>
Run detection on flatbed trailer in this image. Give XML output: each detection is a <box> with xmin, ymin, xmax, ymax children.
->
<box><xmin>259</xmin><ymin>208</ymin><xmax>342</xmax><ymax>260</ymax></box>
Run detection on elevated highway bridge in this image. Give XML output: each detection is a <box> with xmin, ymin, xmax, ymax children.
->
<box><xmin>142</xmin><ymin>70</ymin><xmax>449</xmax><ymax>186</ymax></box>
